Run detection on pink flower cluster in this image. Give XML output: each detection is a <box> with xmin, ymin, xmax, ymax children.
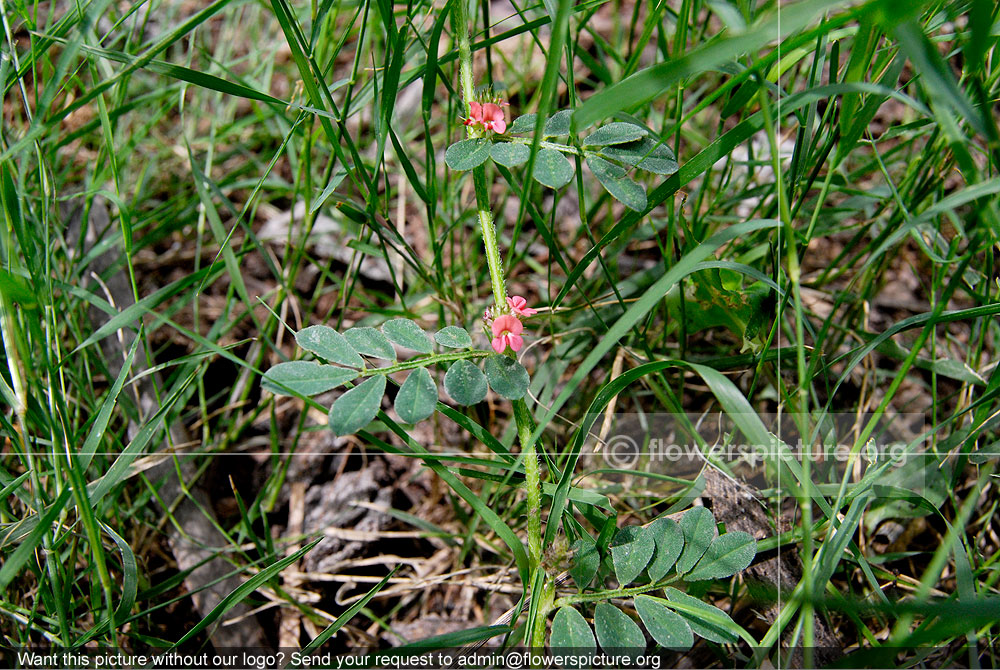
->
<box><xmin>489</xmin><ymin>296</ymin><xmax>538</xmax><ymax>354</ymax></box>
<box><xmin>464</xmin><ymin>101</ymin><xmax>508</xmax><ymax>134</ymax></box>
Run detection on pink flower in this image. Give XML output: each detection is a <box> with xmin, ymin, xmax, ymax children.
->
<box><xmin>481</xmin><ymin>103</ymin><xmax>507</xmax><ymax>134</ymax></box>
<box><xmin>491</xmin><ymin>314</ymin><xmax>524</xmax><ymax>354</ymax></box>
<box><xmin>463</xmin><ymin>100</ymin><xmax>508</xmax><ymax>134</ymax></box>
<box><xmin>463</xmin><ymin>101</ymin><xmax>483</xmax><ymax>128</ymax></box>
<box><xmin>507</xmin><ymin>295</ymin><xmax>537</xmax><ymax>317</ymax></box>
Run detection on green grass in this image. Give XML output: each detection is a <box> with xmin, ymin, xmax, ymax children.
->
<box><xmin>2</xmin><ymin>0</ymin><xmax>1000</xmax><ymax>664</ymax></box>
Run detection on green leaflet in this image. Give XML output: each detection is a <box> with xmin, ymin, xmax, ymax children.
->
<box><xmin>329</xmin><ymin>375</ymin><xmax>386</xmax><ymax>435</ymax></box>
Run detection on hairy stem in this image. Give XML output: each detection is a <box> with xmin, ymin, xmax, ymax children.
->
<box><xmin>359</xmin><ymin>350</ymin><xmax>491</xmax><ymax>376</ymax></box>
<box><xmin>452</xmin><ymin>0</ymin><xmax>546</xmax><ymax>643</ymax></box>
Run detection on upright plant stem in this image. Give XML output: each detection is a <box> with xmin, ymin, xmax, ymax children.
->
<box><xmin>451</xmin><ymin>0</ymin><xmax>545</xmax><ymax>632</ymax></box>
<box><xmin>453</xmin><ymin>0</ymin><xmax>507</xmax><ymax>311</ymax></box>
<box><xmin>471</xmin><ymin>165</ymin><xmax>509</xmax><ymax>310</ymax></box>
